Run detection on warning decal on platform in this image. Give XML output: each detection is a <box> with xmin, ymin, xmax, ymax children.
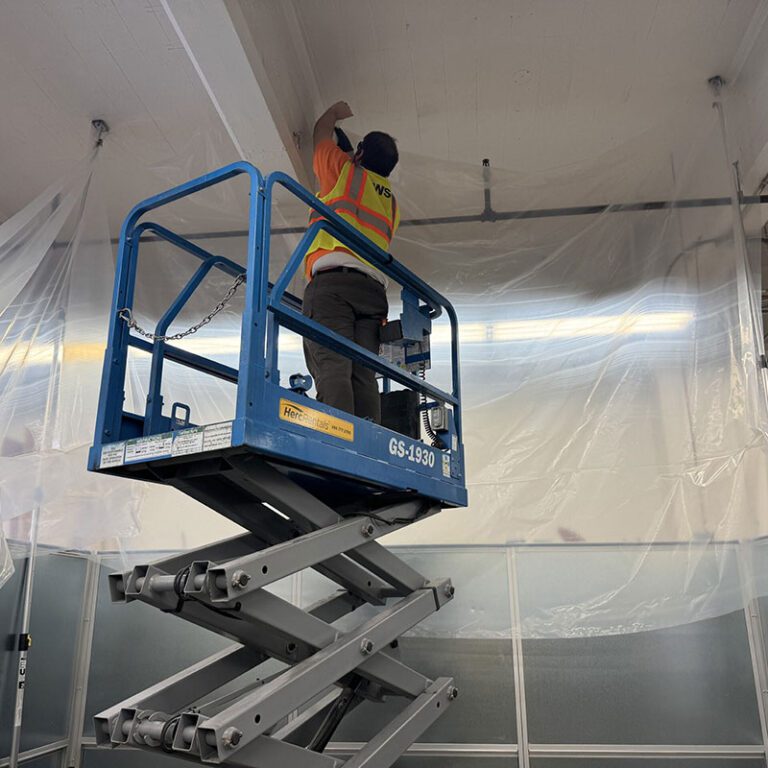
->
<box><xmin>202</xmin><ymin>421</ymin><xmax>233</xmax><ymax>452</ymax></box>
<box><xmin>172</xmin><ymin>427</ymin><xmax>204</xmax><ymax>457</ymax></box>
<box><xmin>99</xmin><ymin>421</ymin><xmax>234</xmax><ymax>468</ymax></box>
<box><xmin>100</xmin><ymin>441</ymin><xmax>126</xmax><ymax>469</ymax></box>
<box><xmin>124</xmin><ymin>433</ymin><xmax>173</xmax><ymax>463</ymax></box>
<box><xmin>279</xmin><ymin>398</ymin><xmax>354</xmax><ymax>442</ymax></box>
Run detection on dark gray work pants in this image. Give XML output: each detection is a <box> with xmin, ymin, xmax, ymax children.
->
<box><xmin>302</xmin><ymin>269</ymin><xmax>388</xmax><ymax>422</ymax></box>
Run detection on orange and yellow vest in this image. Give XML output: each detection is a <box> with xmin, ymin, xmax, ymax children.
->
<box><xmin>305</xmin><ymin>162</ymin><xmax>399</xmax><ymax>279</ymax></box>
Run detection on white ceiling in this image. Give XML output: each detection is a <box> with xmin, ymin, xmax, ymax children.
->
<box><xmin>0</xmin><ymin>0</ymin><xmax>766</xmax><ymax>233</ymax></box>
<box><xmin>294</xmin><ymin>0</ymin><xmax>762</xmax><ymax>171</ymax></box>
<box><xmin>0</xmin><ymin>0</ymin><xmax>290</xmax><ymax>230</ymax></box>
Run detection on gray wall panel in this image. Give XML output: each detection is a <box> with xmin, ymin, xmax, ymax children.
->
<box><xmin>22</xmin><ymin>553</ymin><xmax>86</xmax><ymax>751</ymax></box>
<box><xmin>1</xmin><ymin>549</ymin><xmax>84</xmax><ymax>758</ymax></box>
<box><xmin>334</xmin><ymin>638</ymin><xmax>516</xmax><ymax>744</ymax></box>
<box><xmin>524</xmin><ymin>610</ymin><xmax>761</xmax><ymax>745</ymax></box>
<box><xmin>0</xmin><ymin>549</ymin><xmax>25</xmax><ymax>757</ymax></box>
<box><xmin>80</xmin><ymin>748</ymin><xmax>514</xmax><ymax>768</ymax></box>
<box><xmin>82</xmin><ymin>746</ymin><xmax>180</xmax><ymax>767</ymax></box>
<box><xmin>531</xmin><ymin>760</ymin><xmax>764</xmax><ymax>768</ymax></box>
<box><xmin>392</xmin><ymin>758</ymin><xmax>516</xmax><ymax>768</ymax></box>
<box><xmin>21</xmin><ymin>751</ymin><xmax>64</xmax><ymax>767</ymax></box>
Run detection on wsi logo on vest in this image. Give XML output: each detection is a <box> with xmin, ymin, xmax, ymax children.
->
<box><xmin>372</xmin><ymin>182</ymin><xmax>392</xmax><ymax>198</ymax></box>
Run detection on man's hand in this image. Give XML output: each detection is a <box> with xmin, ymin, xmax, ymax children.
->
<box><xmin>331</xmin><ymin>101</ymin><xmax>353</xmax><ymax>120</ymax></box>
<box><xmin>314</xmin><ymin>102</ymin><xmax>353</xmax><ymax>150</ymax></box>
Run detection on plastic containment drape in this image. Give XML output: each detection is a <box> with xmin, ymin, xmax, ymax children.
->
<box><xmin>391</xmin><ymin>108</ymin><xmax>768</xmax><ymax>548</ymax></box>
<box><xmin>113</xmin><ymin>90</ymin><xmax>768</xmax><ymax>636</ymax></box>
<box><xmin>0</xmin><ymin>152</ymin><xmax>143</xmax><ymax>555</ymax></box>
<box><xmin>3</xmin><ymin>91</ymin><xmax>768</xmax><ymax>637</ymax></box>
<box><xmin>382</xmin><ymin>101</ymin><xmax>768</xmax><ymax>637</ymax></box>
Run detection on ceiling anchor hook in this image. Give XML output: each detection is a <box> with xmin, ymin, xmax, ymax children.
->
<box><xmin>91</xmin><ymin>118</ymin><xmax>110</xmax><ymax>148</ymax></box>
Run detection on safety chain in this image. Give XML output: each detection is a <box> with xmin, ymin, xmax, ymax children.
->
<box><xmin>118</xmin><ymin>273</ymin><xmax>245</xmax><ymax>342</ymax></box>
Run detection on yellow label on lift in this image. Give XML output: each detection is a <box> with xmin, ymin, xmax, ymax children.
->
<box><xmin>279</xmin><ymin>399</ymin><xmax>355</xmax><ymax>442</ymax></box>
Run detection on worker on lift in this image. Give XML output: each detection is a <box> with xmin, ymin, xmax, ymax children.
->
<box><xmin>302</xmin><ymin>101</ymin><xmax>400</xmax><ymax>424</ymax></box>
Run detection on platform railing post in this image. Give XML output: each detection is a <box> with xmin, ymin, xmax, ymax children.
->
<box><xmin>237</xmin><ymin>168</ymin><xmax>268</xmax><ymax>432</ymax></box>
<box><xmin>92</xmin><ymin>230</ymin><xmax>140</xmax><ymax>447</ymax></box>
<box><xmin>261</xmin><ymin>178</ymin><xmax>282</xmax><ymax>385</ymax></box>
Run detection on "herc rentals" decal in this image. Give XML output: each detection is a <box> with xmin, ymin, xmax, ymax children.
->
<box><xmin>278</xmin><ymin>399</ymin><xmax>354</xmax><ymax>442</ymax></box>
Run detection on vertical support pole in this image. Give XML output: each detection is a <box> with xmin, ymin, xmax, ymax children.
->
<box><xmin>737</xmin><ymin>541</ymin><xmax>768</xmax><ymax>766</ymax></box>
<box><xmin>64</xmin><ymin>555</ymin><xmax>101</xmax><ymax>768</ymax></box>
<box><xmin>506</xmin><ymin>548</ymin><xmax>530</xmax><ymax>768</ymax></box>
<box><xmin>8</xmin><ymin>507</ymin><xmax>40</xmax><ymax>768</ymax></box>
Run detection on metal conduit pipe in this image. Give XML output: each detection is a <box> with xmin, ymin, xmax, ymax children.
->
<box><xmin>116</xmin><ymin>158</ymin><xmax>768</xmax><ymax>246</ymax></box>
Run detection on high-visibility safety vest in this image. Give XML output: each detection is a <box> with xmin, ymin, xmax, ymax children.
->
<box><xmin>305</xmin><ymin>162</ymin><xmax>399</xmax><ymax>279</ymax></box>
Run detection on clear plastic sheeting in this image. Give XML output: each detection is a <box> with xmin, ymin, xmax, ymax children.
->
<box><xmin>3</xmin><ymin>87</ymin><xmax>768</xmax><ymax>634</ymax></box>
<box><xmin>373</xmin><ymin>103</ymin><xmax>767</xmax><ymax>635</ymax></box>
<box><xmin>381</xmin><ymin>106</ymin><xmax>768</xmax><ymax>550</ymax></box>
<box><xmin>0</xmin><ymin>152</ymin><xmax>142</xmax><ymax>550</ymax></box>
<box><xmin>90</xmin><ymin>99</ymin><xmax>768</xmax><ymax>635</ymax></box>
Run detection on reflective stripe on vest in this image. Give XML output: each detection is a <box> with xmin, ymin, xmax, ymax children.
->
<box><xmin>305</xmin><ymin>163</ymin><xmax>397</xmax><ymax>278</ymax></box>
<box><xmin>311</xmin><ymin>200</ymin><xmax>394</xmax><ymax>241</ymax></box>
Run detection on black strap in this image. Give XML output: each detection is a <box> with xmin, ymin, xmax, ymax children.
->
<box><xmin>334</xmin><ymin>126</ymin><xmax>354</xmax><ymax>153</ymax></box>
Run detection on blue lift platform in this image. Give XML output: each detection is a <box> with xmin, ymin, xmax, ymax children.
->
<box><xmin>88</xmin><ymin>162</ymin><xmax>467</xmax><ymax>767</ymax></box>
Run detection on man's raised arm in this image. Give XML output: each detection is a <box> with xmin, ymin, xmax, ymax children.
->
<box><xmin>313</xmin><ymin>101</ymin><xmax>354</xmax><ymax>150</ymax></box>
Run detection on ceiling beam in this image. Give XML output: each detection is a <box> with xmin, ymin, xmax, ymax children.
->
<box><xmin>159</xmin><ymin>0</ymin><xmax>305</xmax><ymax>183</ymax></box>
<box><xmin>223</xmin><ymin>0</ymin><xmax>323</xmax><ymax>187</ymax></box>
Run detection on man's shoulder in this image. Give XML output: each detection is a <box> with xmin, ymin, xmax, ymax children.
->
<box><xmin>314</xmin><ymin>139</ymin><xmax>349</xmax><ymax>170</ymax></box>
<box><xmin>314</xmin><ymin>139</ymin><xmax>350</xmax><ymax>190</ymax></box>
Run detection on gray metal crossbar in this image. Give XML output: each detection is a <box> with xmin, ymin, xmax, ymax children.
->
<box><xmin>94</xmin><ymin>463</ymin><xmax>456</xmax><ymax>767</ymax></box>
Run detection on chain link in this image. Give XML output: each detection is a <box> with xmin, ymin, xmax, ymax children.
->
<box><xmin>118</xmin><ymin>273</ymin><xmax>246</xmax><ymax>342</ymax></box>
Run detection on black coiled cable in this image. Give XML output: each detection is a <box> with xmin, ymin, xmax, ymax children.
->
<box><xmin>419</xmin><ymin>363</ymin><xmax>445</xmax><ymax>449</ymax></box>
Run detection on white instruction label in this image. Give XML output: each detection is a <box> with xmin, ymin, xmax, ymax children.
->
<box><xmin>172</xmin><ymin>427</ymin><xmax>204</xmax><ymax>456</ymax></box>
<box><xmin>14</xmin><ymin>652</ymin><xmax>27</xmax><ymax>726</ymax></box>
<box><xmin>100</xmin><ymin>441</ymin><xmax>126</xmax><ymax>469</ymax></box>
<box><xmin>442</xmin><ymin>454</ymin><xmax>451</xmax><ymax>478</ymax></box>
<box><xmin>124</xmin><ymin>433</ymin><xmax>173</xmax><ymax>463</ymax></box>
<box><xmin>202</xmin><ymin>421</ymin><xmax>233</xmax><ymax>452</ymax></box>
<box><xmin>452</xmin><ymin>435</ymin><xmax>458</xmax><ymax>452</ymax></box>
<box><xmin>100</xmin><ymin>422</ymin><xmax>233</xmax><ymax>466</ymax></box>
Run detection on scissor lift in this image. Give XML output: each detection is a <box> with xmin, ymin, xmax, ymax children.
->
<box><xmin>88</xmin><ymin>162</ymin><xmax>467</xmax><ymax>767</ymax></box>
